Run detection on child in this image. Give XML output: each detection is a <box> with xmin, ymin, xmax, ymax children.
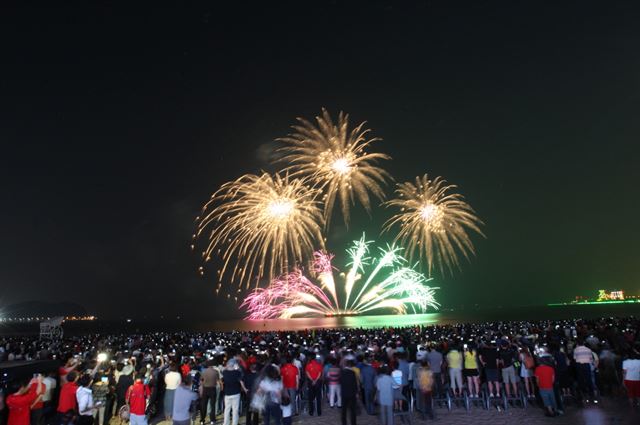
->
<box><xmin>281</xmin><ymin>394</ymin><xmax>292</xmax><ymax>425</ymax></box>
<box><xmin>391</xmin><ymin>366</ymin><xmax>403</xmax><ymax>412</ymax></box>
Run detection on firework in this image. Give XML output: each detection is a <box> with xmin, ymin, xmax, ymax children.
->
<box><xmin>194</xmin><ymin>173</ymin><xmax>324</xmax><ymax>290</ymax></box>
<box><xmin>242</xmin><ymin>235</ymin><xmax>439</xmax><ymax>319</ymax></box>
<box><xmin>276</xmin><ymin>109</ymin><xmax>391</xmax><ymax>226</ymax></box>
<box><xmin>383</xmin><ymin>175</ymin><xmax>484</xmax><ymax>275</ymax></box>
<box><xmin>240</xmin><ymin>269</ymin><xmax>336</xmax><ymax>319</ymax></box>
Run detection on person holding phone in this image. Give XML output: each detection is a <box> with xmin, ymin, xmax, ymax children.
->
<box><xmin>7</xmin><ymin>375</ymin><xmax>43</xmax><ymax>425</ymax></box>
<box><xmin>91</xmin><ymin>375</ymin><xmax>110</xmax><ymax>425</ymax></box>
<box><xmin>28</xmin><ymin>373</ymin><xmax>47</xmax><ymax>425</ymax></box>
<box><xmin>76</xmin><ymin>374</ymin><xmax>96</xmax><ymax>425</ymax></box>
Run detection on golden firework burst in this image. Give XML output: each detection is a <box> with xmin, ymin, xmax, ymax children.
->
<box><xmin>194</xmin><ymin>173</ymin><xmax>324</xmax><ymax>290</ymax></box>
<box><xmin>276</xmin><ymin>109</ymin><xmax>391</xmax><ymax>226</ymax></box>
<box><xmin>383</xmin><ymin>174</ymin><xmax>484</xmax><ymax>275</ymax></box>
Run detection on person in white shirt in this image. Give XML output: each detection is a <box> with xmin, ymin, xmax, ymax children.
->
<box><xmin>42</xmin><ymin>371</ymin><xmax>57</xmax><ymax>421</ymax></box>
<box><xmin>42</xmin><ymin>372</ymin><xmax>57</xmax><ymax>404</ymax></box>
<box><xmin>76</xmin><ymin>374</ymin><xmax>96</xmax><ymax>425</ymax></box>
<box><xmin>164</xmin><ymin>364</ymin><xmax>182</xmax><ymax>420</ymax></box>
<box><xmin>622</xmin><ymin>351</ymin><xmax>640</xmax><ymax>407</ymax></box>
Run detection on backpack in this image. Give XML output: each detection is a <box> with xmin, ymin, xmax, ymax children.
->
<box><xmin>523</xmin><ymin>353</ymin><xmax>535</xmax><ymax>370</ymax></box>
<box><xmin>417</xmin><ymin>368</ymin><xmax>433</xmax><ymax>393</ymax></box>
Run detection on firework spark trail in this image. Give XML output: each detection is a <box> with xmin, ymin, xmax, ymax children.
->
<box><xmin>276</xmin><ymin>109</ymin><xmax>391</xmax><ymax>227</ymax></box>
<box><xmin>240</xmin><ymin>269</ymin><xmax>337</xmax><ymax>319</ymax></box>
<box><xmin>312</xmin><ymin>251</ymin><xmax>339</xmax><ymax>308</ymax></box>
<box><xmin>242</xmin><ymin>235</ymin><xmax>439</xmax><ymax>319</ymax></box>
<box><xmin>349</xmin><ymin>245</ymin><xmax>404</xmax><ymax>311</ymax></box>
<box><xmin>343</xmin><ymin>235</ymin><xmax>371</xmax><ymax>311</ymax></box>
<box><xmin>356</xmin><ymin>268</ymin><xmax>439</xmax><ymax>313</ymax></box>
<box><xmin>195</xmin><ymin>173</ymin><xmax>324</xmax><ymax>290</ymax></box>
<box><xmin>384</xmin><ymin>174</ymin><xmax>484</xmax><ymax>276</ymax></box>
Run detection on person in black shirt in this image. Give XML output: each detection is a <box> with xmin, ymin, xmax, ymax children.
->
<box><xmin>115</xmin><ymin>365</ymin><xmax>134</xmax><ymax>414</ymax></box>
<box><xmin>480</xmin><ymin>343</ymin><xmax>500</xmax><ymax>397</ymax></box>
<box><xmin>221</xmin><ymin>359</ymin><xmax>246</xmax><ymax>425</ymax></box>
<box><xmin>498</xmin><ymin>341</ymin><xmax>519</xmax><ymax>397</ymax></box>
<box><xmin>340</xmin><ymin>360</ymin><xmax>359</xmax><ymax>425</ymax></box>
<box><xmin>243</xmin><ymin>363</ymin><xmax>260</xmax><ymax>425</ymax></box>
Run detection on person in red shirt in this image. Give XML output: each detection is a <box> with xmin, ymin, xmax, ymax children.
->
<box><xmin>534</xmin><ymin>361</ymin><xmax>557</xmax><ymax>417</ymax></box>
<box><xmin>7</xmin><ymin>376</ymin><xmax>42</xmax><ymax>425</ymax></box>
<box><xmin>126</xmin><ymin>373</ymin><xmax>151</xmax><ymax>425</ymax></box>
<box><xmin>57</xmin><ymin>371</ymin><xmax>79</xmax><ymax>417</ymax></box>
<box><xmin>28</xmin><ymin>375</ymin><xmax>47</xmax><ymax>425</ymax></box>
<box><xmin>58</xmin><ymin>358</ymin><xmax>78</xmax><ymax>386</ymax></box>
<box><xmin>305</xmin><ymin>356</ymin><xmax>323</xmax><ymax>416</ymax></box>
<box><xmin>281</xmin><ymin>356</ymin><xmax>299</xmax><ymax>415</ymax></box>
<box><xmin>180</xmin><ymin>362</ymin><xmax>191</xmax><ymax>379</ymax></box>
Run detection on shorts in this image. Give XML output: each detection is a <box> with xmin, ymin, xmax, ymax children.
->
<box><xmin>130</xmin><ymin>414</ymin><xmax>148</xmax><ymax>425</ymax></box>
<box><xmin>464</xmin><ymin>369</ymin><xmax>478</xmax><ymax>377</ymax></box>
<box><xmin>485</xmin><ymin>368</ymin><xmax>499</xmax><ymax>382</ymax></box>
<box><xmin>624</xmin><ymin>380</ymin><xmax>640</xmax><ymax>398</ymax></box>
<box><xmin>520</xmin><ymin>366</ymin><xmax>533</xmax><ymax>378</ymax></box>
<box><xmin>539</xmin><ymin>389</ymin><xmax>556</xmax><ymax>409</ymax></box>
<box><xmin>501</xmin><ymin>366</ymin><xmax>519</xmax><ymax>384</ymax></box>
<box><xmin>393</xmin><ymin>387</ymin><xmax>404</xmax><ymax>400</ymax></box>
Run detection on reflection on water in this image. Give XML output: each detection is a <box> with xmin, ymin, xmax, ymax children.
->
<box><xmin>206</xmin><ymin>313</ymin><xmax>442</xmax><ymax>332</ymax></box>
<box><xmin>202</xmin><ymin>303</ymin><xmax>640</xmax><ymax>332</ymax></box>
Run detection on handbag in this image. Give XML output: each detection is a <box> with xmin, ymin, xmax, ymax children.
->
<box><xmin>250</xmin><ymin>391</ymin><xmax>266</xmax><ymax>412</ymax></box>
<box><xmin>118</xmin><ymin>405</ymin><xmax>130</xmax><ymax>422</ymax></box>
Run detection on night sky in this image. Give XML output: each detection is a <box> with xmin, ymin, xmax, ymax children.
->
<box><xmin>2</xmin><ymin>1</ymin><xmax>639</xmax><ymax>320</ymax></box>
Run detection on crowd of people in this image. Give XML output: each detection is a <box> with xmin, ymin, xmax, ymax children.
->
<box><xmin>0</xmin><ymin>315</ymin><xmax>639</xmax><ymax>425</ymax></box>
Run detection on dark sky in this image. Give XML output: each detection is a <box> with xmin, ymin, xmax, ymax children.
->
<box><xmin>2</xmin><ymin>1</ymin><xmax>639</xmax><ymax>320</ymax></box>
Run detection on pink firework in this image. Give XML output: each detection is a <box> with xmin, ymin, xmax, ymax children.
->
<box><xmin>312</xmin><ymin>250</ymin><xmax>335</xmax><ymax>274</ymax></box>
<box><xmin>240</xmin><ymin>268</ymin><xmax>337</xmax><ymax>319</ymax></box>
<box><xmin>242</xmin><ymin>235</ymin><xmax>439</xmax><ymax>319</ymax></box>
